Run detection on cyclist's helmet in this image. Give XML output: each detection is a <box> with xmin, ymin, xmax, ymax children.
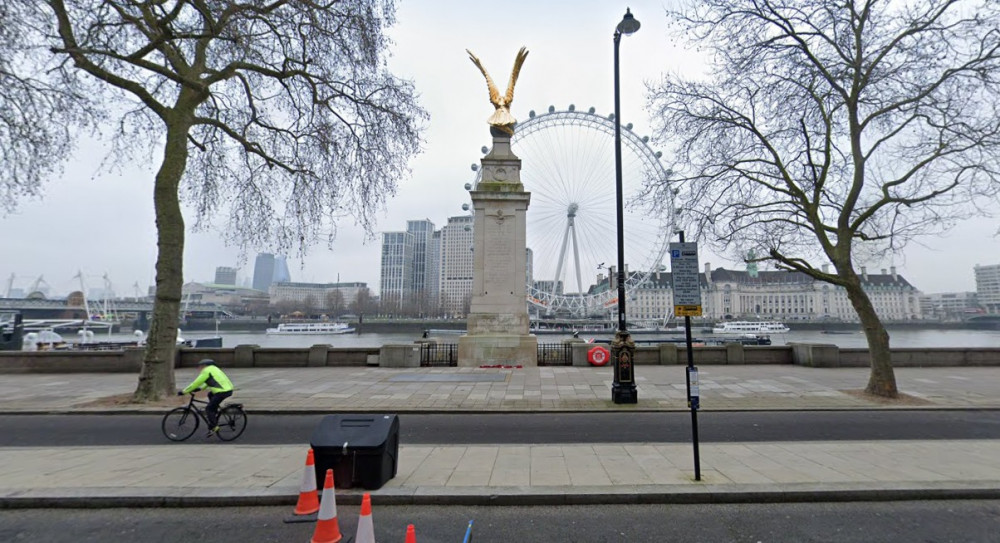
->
<box><xmin>197</xmin><ymin>358</ymin><xmax>215</xmax><ymax>366</ymax></box>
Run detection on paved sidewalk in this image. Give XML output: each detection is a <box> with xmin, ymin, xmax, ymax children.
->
<box><xmin>2</xmin><ymin>365</ymin><xmax>1000</xmax><ymax>507</ymax></box>
<box><xmin>2</xmin><ymin>365</ymin><xmax>1000</xmax><ymax>413</ymax></box>
<box><xmin>3</xmin><ymin>440</ymin><xmax>1000</xmax><ymax>507</ymax></box>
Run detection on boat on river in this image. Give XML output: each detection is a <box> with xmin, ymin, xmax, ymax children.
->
<box><xmin>265</xmin><ymin>322</ymin><xmax>355</xmax><ymax>335</ymax></box>
<box><xmin>712</xmin><ymin>321</ymin><xmax>790</xmax><ymax>334</ymax></box>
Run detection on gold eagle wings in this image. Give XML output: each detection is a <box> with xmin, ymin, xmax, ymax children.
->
<box><xmin>467</xmin><ymin>46</ymin><xmax>529</xmax><ymax>135</ymax></box>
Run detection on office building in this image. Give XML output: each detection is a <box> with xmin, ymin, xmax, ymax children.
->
<box><xmin>407</xmin><ymin>219</ymin><xmax>436</xmax><ymax>300</ymax></box>
<box><xmin>439</xmin><ymin>215</ymin><xmax>474</xmax><ymax>316</ymax></box>
<box><xmin>380</xmin><ymin>231</ymin><xmax>414</xmax><ymax>311</ymax></box>
<box><xmin>252</xmin><ymin>253</ymin><xmax>291</xmax><ymax>293</ymax></box>
<box><xmin>427</xmin><ymin>231</ymin><xmax>442</xmax><ymax>311</ymax></box>
<box><xmin>252</xmin><ymin>253</ymin><xmax>275</xmax><ymax>292</ymax></box>
<box><xmin>919</xmin><ymin>292</ymin><xmax>980</xmax><ymax>320</ymax></box>
<box><xmin>975</xmin><ymin>264</ymin><xmax>1000</xmax><ymax>314</ymax></box>
<box><xmin>269</xmin><ymin>282</ymin><xmax>368</xmax><ymax>309</ymax></box>
<box><xmin>214</xmin><ymin>266</ymin><xmax>237</xmax><ymax>285</ymax></box>
<box><xmin>273</xmin><ymin>256</ymin><xmax>291</xmax><ymax>284</ymax></box>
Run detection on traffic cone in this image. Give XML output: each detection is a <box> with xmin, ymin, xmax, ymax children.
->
<box><xmin>354</xmin><ymin>493</ymin><xmax>375</xmax><ymax>543</ymax></box>
<box><xmin>310</xmin><ymin>469</ymin><xmax>343</xmax><ymax>543</ymax></box>
<box><xmin>294</xmin><ymin>449</ymin><xmax>321</xmax><ymax>515</ymax></box>
<box><xmin>404</xmin><ymin>524</ymin><xmax>416</xmax><ymax>543</ymax></box>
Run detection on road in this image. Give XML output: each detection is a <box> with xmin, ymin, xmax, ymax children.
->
<box><xmin>2</xmin><ymin>410</ymin><xmax>999</xmax><ymax>446</ymax></box>
<box><xmin>2</xmin><ymin>502</ymin><xmax>999</xmax><ymax>542</ymax></box>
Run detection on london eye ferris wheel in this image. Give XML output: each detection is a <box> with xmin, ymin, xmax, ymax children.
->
<box><xmin>469</xmin><ymin>105</ymin><xmax>677</xmax><ymax>317</ymax></box>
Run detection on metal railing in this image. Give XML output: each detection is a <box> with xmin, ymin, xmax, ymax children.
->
<box><xmin>537</xmin><ymin>343</ymin><xmax>573</xmax><ymax>366</ymax></box>
<box><xmin>419</xmin><ymin>342</ymin><xmax>573</xmax><ymax>366</ymax></box>
<box><xmin>420</xmin><ymin>342</ymin><xmax>458</xmax><ymax>367</ymax></box>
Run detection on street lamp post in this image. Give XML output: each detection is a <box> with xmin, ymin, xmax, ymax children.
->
<box><xmin>611</xmin><ymin>8</ymin><xmax>640</xmax><ymax>404</ymax></box>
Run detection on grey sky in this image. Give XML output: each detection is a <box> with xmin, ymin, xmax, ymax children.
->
<box><xmin>2</xmin><ymin>0</ymin><xmax>998</xmax><ymax>298</ymax></box>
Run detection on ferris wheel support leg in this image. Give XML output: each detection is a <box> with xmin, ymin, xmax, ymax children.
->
<box><xmin>553</xmin><ymin>219</ymin><xmax>573</xmax><ymax>299</ymax></box>
<box><xmin>570</xmin><ymin>220</ymin><xmax>584</xmax><ymax>304</ymax></box>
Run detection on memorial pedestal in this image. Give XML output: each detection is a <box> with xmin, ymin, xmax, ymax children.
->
<box><xmin>458</xmin><ymin>133</ymin><xmax>538</xmax><ymax>367</ymax></box>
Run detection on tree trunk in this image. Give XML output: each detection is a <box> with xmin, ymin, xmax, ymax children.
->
<box><xmin>132</xmin><ymin>114</ymin><xmax>192</xmax><ymax>402</ymax></box>
<box><xmin>841</xmin><ymin>271</ymin><xmax>898</xmax><ymax>398</ymax></box>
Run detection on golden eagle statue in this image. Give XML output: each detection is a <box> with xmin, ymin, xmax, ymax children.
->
<box><xmin>467</xmin><ymin>46</ymin><xmax>529</xmax><ymax>136</ymax></box>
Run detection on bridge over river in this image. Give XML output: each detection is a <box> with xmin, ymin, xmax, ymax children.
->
<box><xmin>0</xmin><ymin>297</ymin><xmax>228</xmax><ymax>326</ymax></box>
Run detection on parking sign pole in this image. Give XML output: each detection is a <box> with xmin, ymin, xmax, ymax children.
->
<box><xmin>675</xmin><ymin>230</ymin><xmax>701</xmax><ymax>481</ymax></box>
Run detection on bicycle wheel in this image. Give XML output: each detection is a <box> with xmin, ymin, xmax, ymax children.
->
<box><xmin>216</xmin><ymin>405</ymin><xmax>247</xmax><ymax>441</ymax></box>
<box><xmin>162</xmin><ymin>407</ymin><xmax>199</xmax><ymax>441</ymax></box>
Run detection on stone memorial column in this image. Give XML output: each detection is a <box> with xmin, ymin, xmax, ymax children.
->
<box><xmin>457</xmin><ymin>131</ymin><xmax>538</xmax><ymax>366</ymax></box>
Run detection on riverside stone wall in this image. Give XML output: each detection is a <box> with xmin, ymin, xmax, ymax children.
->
<box><xmin>0</xmin><ymin>342</ymin><xmax>998</xmax><ymax>372</ymax></box>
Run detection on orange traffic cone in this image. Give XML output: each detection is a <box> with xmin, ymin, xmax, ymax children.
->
<box><xmin>294</xmin><ymin>449</ymin><xmax>320</xmax><ymax>515</ymax></box>
<box><xmin>355</xmin><ymin>493</ymin><xmax>375</xmax><ymax>543</ymax></box>
<box><xmin>310</xmin><ymin>469</ymin><xmax>343</xmax><ymax>543</ymax></box>
<box><xmin>405</xmin><ymin>524</ymin><xmax>416</xmax><ymax>543</ymax></box>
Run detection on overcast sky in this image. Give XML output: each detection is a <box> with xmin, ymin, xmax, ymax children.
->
<box><xmin>2</xmin><ymin>0</ymin><xmax>998</xmax><ymax>298</ymax></box>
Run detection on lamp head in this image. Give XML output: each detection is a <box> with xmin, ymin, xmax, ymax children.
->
<box><xmin>617</xmin><ymin>8</ymin><xmax>640</xmax><ymax>35</ymax></box>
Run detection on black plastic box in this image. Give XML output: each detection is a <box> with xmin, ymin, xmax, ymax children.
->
<box><xmin>310</xmin><ymin>414</ymin><xmax>400</xmax><ymax>490</ymax></box>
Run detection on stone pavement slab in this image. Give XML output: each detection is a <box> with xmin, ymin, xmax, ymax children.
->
<box><xmin>2</xmin><ymin>365</ymin><xmax>1000</xmax><ymax>413</ymax></box>
<box><xmin>2</xmin><ymin>440</ymin><xmax>999</xmax><ymax>507</ymax></box>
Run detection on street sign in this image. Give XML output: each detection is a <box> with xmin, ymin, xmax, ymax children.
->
<box><xmin>675</xmin><ymin>305</ymin><xmax>701</xmax><ymax>316</ymax></box>
<box><xmin>670</xmin><ymin>242</ymin><xmax>702</xmax><ymax>316</ymax></box>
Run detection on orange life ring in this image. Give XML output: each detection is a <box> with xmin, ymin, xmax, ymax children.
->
<box><xmin>587</xmin><ymin>346</ymin><xmax>610</xmax><ymax>366</ymax></box>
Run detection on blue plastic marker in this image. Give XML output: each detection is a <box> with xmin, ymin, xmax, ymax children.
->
<box><xmin>462</xmin><ymin>519</ymin><xmax>474</xmax><ymax>543</ymax></box>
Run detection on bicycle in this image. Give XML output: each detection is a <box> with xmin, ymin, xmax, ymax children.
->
<box><xmin>162</xmin><ymin>393</ymin><xmax>248</xmax><ymax>442</ymax></box>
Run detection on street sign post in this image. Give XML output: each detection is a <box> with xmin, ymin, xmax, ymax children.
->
<box><xmin>670</xmin><ymin>242</ymin><xmax>702</xmax><ymax>317</ymax></box>
<box><xmin>670</xmin><ymin>234</ymin><xmax>701</xmax><ymax>481</ymax></box>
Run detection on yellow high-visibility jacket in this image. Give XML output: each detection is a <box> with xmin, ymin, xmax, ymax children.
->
<box><xmin>182</xmin><ymin>365</ymin><xmax>234</xmax><ymax>394</ymax></box>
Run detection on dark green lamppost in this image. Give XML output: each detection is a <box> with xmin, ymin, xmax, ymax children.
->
<box><xmin>611</xmin><ymin>8</ymin><xmax>640</xmax><ymax>404</ymax></box>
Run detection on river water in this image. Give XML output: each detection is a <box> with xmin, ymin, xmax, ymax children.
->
<box><xmin>160</xmin><ymin>328</ymin><xmax>1000</xmax><ymax>349</ymax></box>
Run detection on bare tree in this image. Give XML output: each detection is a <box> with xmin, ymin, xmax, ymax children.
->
<box><xmin>325</xmin><ymin>289</ymin><xmax>345</xmax><ymax>316</ymax></box>
<box><xmin>351</xmin><ymin>287</ymin><xmax>374</xmax><ymax>316</ymax></box>
<box><xmin>647</xmin><ymin>0</ymin><xmax>1000</xmax><ymax>397</ymax></box>
<box><xmin>272</xmin><ymin>300</ymin><xmax>297</xmax><ymax>318</ymax></box>
<box><xmin>1</xmin><ymin>1</ymin><xmax>426</xmax><ymax>400</ymax></box>
<box><xmin>379</xmin><ymin>292</ymin><xmax>401</xmax><ymax>317</ymax></box>
<box><xmin>0</xmin><ymin>4</ymin><xmax>98</xmax><ymax>213</ymax></box>
<box><xmin>302</xmin><ymin>294</ymin><xmax>317</xmax><ymax>318</ymax></box>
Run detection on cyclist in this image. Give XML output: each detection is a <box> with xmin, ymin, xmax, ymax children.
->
<box><xmin>178</xmin><ymin>358</ymin><xmax>235</xmax><ymax>436</ymax></box>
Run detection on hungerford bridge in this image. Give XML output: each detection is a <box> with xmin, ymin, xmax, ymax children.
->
<box><xmin>0</xmin><ymin>297</ymin><xmax>227</xmax><ymax>325</ymax></box>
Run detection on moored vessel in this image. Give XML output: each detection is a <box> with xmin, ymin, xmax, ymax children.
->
<box><xmin>265</xmin><ymin>322</ymin><xmax>355</xmax><ymax>335</ymax></box>
<box><xmin>712</xmin><ymin>321</ymin><xmax>790</xmax><ymax>334</ymax></box>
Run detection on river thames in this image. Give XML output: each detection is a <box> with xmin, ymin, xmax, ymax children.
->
<box><xmin>166</xmin><ymin>328</ymin><xmax>1000</xmax><ymax>350</ymax></box>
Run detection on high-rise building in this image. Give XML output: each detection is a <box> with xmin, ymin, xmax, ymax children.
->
<box><xmin>252</xmin><ymin>253</ymin><xmax>275</xmax><ymax>292</ymax></box>
<box><xmin>273</xmin><ymin>256</ymin><xmax>291</xmax><ymax>284</ymax></box>
<box><xmin>439</xmin><ymin>215</ymin><xmax>474</xmax><ymax>316</ymax></box>
<box><xmin>427</xmin><ymin>230</ymin><xmax>442</xmax><ymax>311</ymax></box>
<box><xmin>214</xmin><ymin>266</ymin><xmax>237</xmax><ymax>285</ymax></box>
<box><xmin>407</xmin><ymin>219</ymin><xmax>435</xmax><ymax>300</ymax></box>
<box><xmin>252</xmin><ymin>253</ymin><xmax>291</xmax><ymax>292</ymax></box>
<box><xmin>975</xmin><ymin>264</ymin><xmax>1000</xmax><ymax>314</ymax></box>
<box><xmin>380</xmin><ymin>231</ymin><xmax>414</xmax><ymax>310</ymax></box>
